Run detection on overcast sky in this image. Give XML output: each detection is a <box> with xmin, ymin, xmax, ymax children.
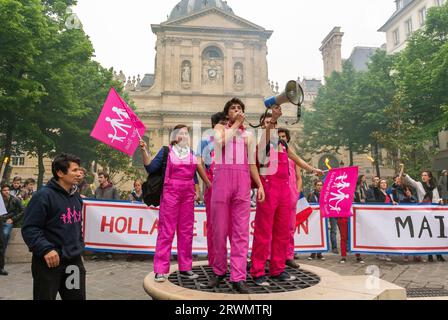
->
<box><xmin>73</xmin><ymin>0</ymin><xmax>396</xmax><ymax>86</ymax></box>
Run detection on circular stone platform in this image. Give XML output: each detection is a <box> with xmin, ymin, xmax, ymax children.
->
<box><xmin>167</xmin><ymin>264</ymin><xmax>320</xmax><ymax>294</ymax></box>
<box><xmin>143</xmin><ymin>261</ymin><xmax>407</xmax><ymax>300</ymax></box>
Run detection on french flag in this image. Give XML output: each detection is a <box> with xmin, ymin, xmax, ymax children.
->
<box><xmin>296</xmin><ymin>192</ymin><xmax>313</xmax><ymax>226</ymax></box>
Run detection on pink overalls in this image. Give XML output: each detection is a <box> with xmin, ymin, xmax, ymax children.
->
<box><xmin>204</xmin><ymin>138</ymin><xmax>216</xmax><ymax>266</ymax></box>
<box><xmin>288</xmin><ymin>159</ymin><xmax>299</xmax><ymax>260</ymax></box>
<box><xmin>211</xmin><ymin>129</ymin><xmax>251</xmax><ymax>282</ymax></box>
<box><xmin>251</xmin><ymin>144</ymin><xmax>291</xmax><ymax>278</ymax></box>
<box><xmin>154</xmin><ymin>147</ymin><xmax>197</xmax><ymax>274</ymax></box>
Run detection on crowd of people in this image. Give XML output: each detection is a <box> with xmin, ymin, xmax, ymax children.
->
<box><xmin>1</xmin><ymin>97</ymin><xmax>447</xmax><ymax>299</ymax></box>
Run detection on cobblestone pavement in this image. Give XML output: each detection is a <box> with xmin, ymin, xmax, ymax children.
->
<box><xmin>0</xmin><ymin>253</ymin><xmax>447</xmax><ymax>300</ymax></box>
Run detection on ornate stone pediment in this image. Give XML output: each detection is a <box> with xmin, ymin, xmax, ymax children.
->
<box><xmin>162</xmin><ymin>8</ymin><xmax>267</xmax><ymax>32</ymax></box>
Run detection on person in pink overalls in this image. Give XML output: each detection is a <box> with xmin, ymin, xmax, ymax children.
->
<box><xmin>207</xmin><ymin>98</ymin><xmax>265</xmax><ymax>294</ymax></box>
<box><xmin>278</xmin><ymin>128</ymin><xmax>302</xmax><ymax>269</ymax></box>
<box><xmin>196</xmin><ymin>112</ymin><xmax>227</xmax><ymax>267</ymax></box>
<box><xmin>250</xmin><ymin>106</ymin><xmax>322</xmax><ymax>287</ymax></box>
<box><xmin>143</xmin><ymin>125</ymin><xmax>211</xmax><ymax>283</ymax></box>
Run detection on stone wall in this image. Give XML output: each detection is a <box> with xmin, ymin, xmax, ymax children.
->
<box><xmin>5</xmin><ymin>228</ymin><xmax>32</xmax><ymax>264</ymax></box>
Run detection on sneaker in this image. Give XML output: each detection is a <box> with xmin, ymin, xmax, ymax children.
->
<box><xmin>339</xmin><ymin>258</ymin><xmax>346</xmax><ymax>264</ymax></box>
<box><xmin>294</xmin><ymin>253</ymin><xmax>301</xmax><ymax>260</ymax></box>
<box><xmin>437</xmin><ymin>255</ymin><xmax>446</xmax><ymax>262</ymax></box>
<box><xmin>207</xmin><ymin>274</ymin><xmax>225</xmax><ymax>288</ymax></box>
<box><xmin>285</xmin><ymin>259</ymin><xmax>300</xmax><ymax>269</ymax></box>
<box><xmin>428</xmin><ymin>255</ymin><xmax>434</xmax><ymax>262</ymax></box>
<box><xmin>385</xmin><ymin>256</ymin><xmax>392</xmax><ymax>262</ymax></box>
<box><xmin>271</xmin><ymin>271</ymin><xmax>296</xmax><ymax>282</ymax></box>
<box><xmin>154</xmin><ymin>273</ymin><xmax>167</xmax><ymax>283</ymax></box>
<box><xmin>0</xmin><ymin>269</ymin><xmax>8</xmax><ymax>276</ymax></box>
<box><xmin>232</xmin><ymin>281</ymin><xmax>251</xmax><ymax>294</ymax></box>
<box><xmin>317</xmin><ymin>253</ymin><xmax>325</xmax><ymax>261</ymax></box>
<box><xmin>357</xmin><ymin>257</ymin><xmax>365</xmax><ymax>264</ymax></box>
<box><xmin>180</xmin><ymin>270</ymin><xmax>199</xmax><ymax>280</ymax></box>
<box><xmin>253</xmin><ymin>276</ymin><xmax>270</xmax><ymax>287</ymax></box>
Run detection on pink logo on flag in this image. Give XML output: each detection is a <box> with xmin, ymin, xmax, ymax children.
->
<box><xmin>90</xmin><ymin>88</ymin><xmax>146</xmax><ymax>156</ymax></box>
<box><xmin>319</xmin><ymin>166</ymin><xmax>358</xmax><ymax>218</ymax></box>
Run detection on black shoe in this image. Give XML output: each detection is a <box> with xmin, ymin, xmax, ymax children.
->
<box><xmin>232</xmin><ymin>281</ymin><xmax>251</xmax><ymax>294</ymax></box>
<box><xmin>317</xmin><ymin>253</ymin><xmax>325</xmax><ymax>260</ymax></box>
<box><xmin>271</xmin><ymin>271</ymin><xmax>296</xmax><ymax>282</ymax></box>
<box><xmin>253</xmin><ymin>276</ymin><xmax>270</xmax><ymax>287</ymax></box>
<box><xmin>437</xmin><ymin>255</ymin><xmax>446</xmax><ymax>262</ymax></box>
<box><xmin>285</xmin><ymin>259</ymin><xmax>300</xmax><ymax>269</ymax></box>
<box><xmin>180</xmin><ymin>270</ymin><xmax>199</xmax><ymax>280</ymax></box>
<box><xmin>207</xmin><ymin>274</ymin><xmax>225</xmax><ymax>288</ymax></box>
<box><xmin>428</xmin><ymin>255</ymin><xmax>434</xmax><ymax>262</ymax></box>
<box><xmin>0</xmin><ymin>269</ymin><xmax>8</xmax><ymax>276</ymax></box>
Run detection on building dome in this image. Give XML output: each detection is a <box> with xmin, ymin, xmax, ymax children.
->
<box><xmin>168</xmin><ymin>0</ymin><xmax>234</xmax><ymax>21</ymax></box>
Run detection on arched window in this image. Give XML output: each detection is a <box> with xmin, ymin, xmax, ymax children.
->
<box><xmin>202</xmin><ymin>46</ymin><xmax>223</xmax><ymax>59</ymax></box>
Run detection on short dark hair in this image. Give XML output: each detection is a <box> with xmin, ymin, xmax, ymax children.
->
<box><xmin>52</xmin><ymin>153</ymin><xmax>81</xmax><ymax>181</ymax></box>
<box><xmin>211</xmin><ymin>112</ymin><xmax>226</xmax><ymax>128</ymax></box>
<box><xmin>1</xmin><ymin>183</ymin><xmax>9</xmax><ymax>190</ymax></box>
<box><xmin>278</xmin><ymin>128</ymin><xmax>291</xmax><ymax>143</ymax></box>
<box><xmin>223</xmin><ymin>97</ymin><xmax>245</xmax><ymax>116</ymax></box>
<box><xmin>314</xmin><ymin>179</ymin><xmax>323</xmax><ymax>187</ymax></box>
<box><xmin>12</xmin><ymin>176</ymin><xmax>22</xmax><ymax>182</ymax></box>
<box><xmin>170</xmin><ymin>124</ymin><xmax>189</xmax><ymax>146</ymax></box>
<box><xmin>98</xmin><ymin>171</ymin><xmax>110</xmax><ymax>181</ymax></box>
<box><xmin>24</xmin><ymin>178</ymin><xmax>36</xmax><ymax>186</ymax></box>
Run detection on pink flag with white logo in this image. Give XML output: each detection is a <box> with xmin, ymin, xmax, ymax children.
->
<box><xmin>319</xmin><ymin>166</ymin><xmax>358</xmax><ymax>218</ymax></box>
<box><xmin>90</xmin><ymin>88</ymin><xmax>146</xmax><ymax>156</ymax></box>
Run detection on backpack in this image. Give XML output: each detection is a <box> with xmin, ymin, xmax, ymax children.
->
<box><xmin>142</xmin><ymin>146</ymin><xmax>170</xmax><ymax>207</ymax></box>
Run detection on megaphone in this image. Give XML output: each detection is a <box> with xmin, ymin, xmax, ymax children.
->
<box><xmin>264</xmin><ymin>80</ymin><xmax>304</xmax><ymax>108</ymax></box>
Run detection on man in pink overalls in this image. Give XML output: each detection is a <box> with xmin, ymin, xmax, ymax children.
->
<box><xmin>250</xmin><ymin>106</ymin><xmax>322</xmax><ymax>286</ymax></box>
<box><xmin>197</xmin><ymin>112</ymin><xmax>227</xmax><ymax>266</ymax></box>
<box><xmin>278</xmin><ymin>128</ymin><xmax>302</xmax><ymax>269</ymax></box>
<box><xmin>208</xmin><ymin>98</ymin><xmax>265</xmax><ymax>294</ymax></box>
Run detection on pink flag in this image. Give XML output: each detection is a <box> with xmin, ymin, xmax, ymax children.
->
<box><xmin>319</xmin><ymin>166</ymin><xmax>358</xmax><ymax>218</ymax></box>
<box><xmin>90</xmin><ymin>88</ymin><xmax>146</xmax><ymax>156</ymax></box>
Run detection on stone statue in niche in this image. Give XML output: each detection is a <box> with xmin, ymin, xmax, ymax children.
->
<box><xmin>234</xmin><ymin>65</ymin><xmax>244</xmax><ymax>85</ymax></box>
<box><xmin>181</xmin><ymin>62</ymin><xmax>191</xmax><ymax>83</ymax></box>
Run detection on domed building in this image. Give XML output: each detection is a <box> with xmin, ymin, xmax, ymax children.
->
<box><xmin>128</xmin><ymin>0</ymin><xmax>302</xmax><ymax>157</ymax></box>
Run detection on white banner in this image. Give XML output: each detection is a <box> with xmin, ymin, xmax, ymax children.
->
<box><xmin>82</xmin><ymin>200</ymin><xmax>328</xmax><ymax>254</ymax></box>
<box><xmin>350</xmin><ymin>204</ymin><xmax>448</xmax><ymax>255</ymax></box>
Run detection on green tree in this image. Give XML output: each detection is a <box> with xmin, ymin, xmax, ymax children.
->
<box><xmin>301</xmin><ymin>61</ymin><xmax>367</xmax><ymax>166</ymax></box>
<box><xmin>0</xmin><ymin>0</ymin><xmax>48</xmax><ymax>179</ymax></box>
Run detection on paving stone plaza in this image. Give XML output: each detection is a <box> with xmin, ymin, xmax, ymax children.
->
<box><xmin>1</xmin><ymin>254</ymin><xmax>447</xmax><ymax>300</ymax></box>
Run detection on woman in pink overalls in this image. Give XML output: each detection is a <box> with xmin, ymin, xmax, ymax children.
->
<box><xmin>149</xmin><ymin>125</ymin><xmax>211</xmax><ymax>282</ymax></box>
<box><xmin>250</xmin><ymin>106</ymin><xmax>322</xmax><ymax>286</ymax></box>
<box><xmin>207</xmin><ymin>98</ymin><xmax>265</xmax><ymax>294</ymax></box>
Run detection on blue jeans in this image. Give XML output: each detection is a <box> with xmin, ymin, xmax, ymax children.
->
<box><xmin>3</xmin><ymin>223</ymin><xmax>13</xmax><ymax>249</ymax></box>
<box><xmin>329</xmin><ymin>218</ymin><xmax>338</xmax><ymax>250</ymax></box>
